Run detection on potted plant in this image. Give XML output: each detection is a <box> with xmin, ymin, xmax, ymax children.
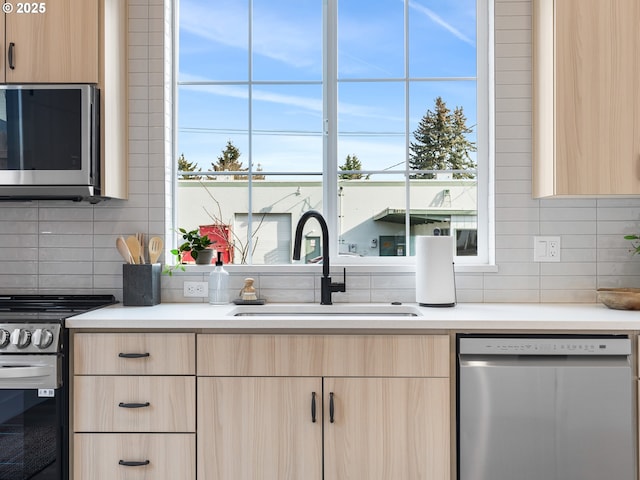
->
<box><xmin>163</xmin><ymin>228</ymin><xmax>213</xmax><ymax>275</ymax></box>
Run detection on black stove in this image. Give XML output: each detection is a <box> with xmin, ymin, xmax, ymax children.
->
<box><xmin>0</xmin><ymin>294</ymin><xmax>115</xmax><ymax>480</ymax></box>
<box><xmin>0</xmin><ymin>294</ymin><xmax>116</xmax><ymax>314</ymax></box>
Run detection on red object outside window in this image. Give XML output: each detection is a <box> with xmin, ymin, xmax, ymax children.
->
<box><xmin>199</xmin><ymin>224</ymin><xmax>233</xmax><ymax>264</ymax></box>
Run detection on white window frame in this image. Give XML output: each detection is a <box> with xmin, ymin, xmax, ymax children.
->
<box><xmin>171</xmin><ymin>0</ymin><xmax>495</xmax><ymax>272</ymax></box>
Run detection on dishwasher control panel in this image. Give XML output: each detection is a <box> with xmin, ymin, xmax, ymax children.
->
<box><xmin>459</xmin><ymin>336</ymin><xmax>631</xmax><ymax>356</ymax></box>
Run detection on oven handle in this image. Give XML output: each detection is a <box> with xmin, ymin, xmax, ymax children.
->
<box><xmin>0</xmin><ymin>365</ymin><xmax>50</xmax><ymax>379</ymax></box>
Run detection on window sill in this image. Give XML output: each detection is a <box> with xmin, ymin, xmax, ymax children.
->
<box><xmin>167</xmin><ymin>263</ymin><xmax>498</xmax><ymax>275</ymax></box>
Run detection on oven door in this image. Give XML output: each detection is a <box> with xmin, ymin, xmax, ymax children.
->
<box><xmin>0</xmin><ymin>356</ymin><xmax>63</xmax><ymax>480</ymax></box>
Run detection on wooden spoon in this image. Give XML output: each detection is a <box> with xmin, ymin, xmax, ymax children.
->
<box><xmin>148</xmin><ymin>237</ymin><xmax>164</xmax><ymax>264</ymax></box>
<box><xmin>116</xmin><ymin>236</ymin><xmax>135</xmax><ymax>264</ymax></box>
<box><xmin>135</xmin><ymin>232</ymin><xmax>145</xmax><ymax>263</ymax></box>
<box><xmin>125</xmin><ymin>236</ymin><xmax>141</xmax><ymax>265</ymax></box>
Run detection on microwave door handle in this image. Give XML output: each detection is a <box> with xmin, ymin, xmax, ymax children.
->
<box><xmin>0</xmin><ymin>366</ymin><xmax>49</xmax><ymax>379</ymax></box>
<box><xmin>8</xmin><ymin>42</ymin><xmax>15</xmax><ymax>70</ymax></box>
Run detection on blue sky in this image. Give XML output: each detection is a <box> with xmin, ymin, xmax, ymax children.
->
<box><xmin>177</xmin><ymin>0</ymin><xmax>477</xmax><ymax>177</ymax></box>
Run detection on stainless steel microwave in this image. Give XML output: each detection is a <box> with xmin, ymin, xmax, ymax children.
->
<box><xmin>0</xmin><ymin>84</ymin><xmax>100</xmax><ymax>201</ymax></box>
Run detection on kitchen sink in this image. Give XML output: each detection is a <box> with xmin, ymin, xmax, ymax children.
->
<box><xmin>229</xmin><ymin>303</ymin><xmax>423</xmax><ymax>317</ymax></box>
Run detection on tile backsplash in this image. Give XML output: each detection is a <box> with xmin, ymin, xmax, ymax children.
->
<box><xmin>1</xmin><ymin>0</ymin><xmax>640</xmax><ymax>304</ymax></box>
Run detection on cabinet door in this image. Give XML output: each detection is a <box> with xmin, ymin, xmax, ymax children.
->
<box><xmin>555</xmin><ymin>0</ymin><xmax>640</xmax><ymax>195</ymax></box>
<box><xmin>198</xmin><ymin>377</ymin><xmax>323</xmax><ymax>480</ymax></box>
<box><xmin>324</xmin><ymin>377</ymin><xmax>450</xmax><ymax>480</ymax></box>
<box><xmin>5</xmin><ymin>0</ymin><xmax>99</xmax><ymax>83</ymax></box>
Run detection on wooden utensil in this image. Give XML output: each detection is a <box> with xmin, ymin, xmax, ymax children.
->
<box><xmin>148</xmin><ymin>236</ymin><xmax>163</xmax><ymax>264</ymax></box>
<box><xmin>116</xmin><ymin>236</ymin><xmax>135</xmax><ymax>264</ymax></box>
<box><xmin>125</xmin><ymin>236</ymin><xmax>142</xmax><ymax>265</ymax></box>
<box><xmin>135</xmin><ymin>232</ymin><xmax>145</xmax><ymax>263</ymax></box>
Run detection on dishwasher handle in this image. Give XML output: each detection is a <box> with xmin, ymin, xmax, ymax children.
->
<box><xmin>459</xmin><ymin>354</ymin><xmax>630</xmax><ymax>368</ymax></box>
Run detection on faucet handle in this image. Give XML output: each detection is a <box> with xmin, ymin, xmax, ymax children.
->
<box><xmin>331</xmin><ymin>268</ymin><xmax>346</xmax><ymax>292</ymax></box>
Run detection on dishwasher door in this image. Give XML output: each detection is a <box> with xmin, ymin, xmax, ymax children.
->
<box><xmin>458</xmin><ymin>336</ymin><xmax>635</xmax><ymax>480</ymax></box>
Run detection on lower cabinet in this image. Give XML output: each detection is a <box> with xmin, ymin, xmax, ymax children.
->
<box><xmin>198</xmin><ymin>376</ymin><xmax>449</xmax><ymax>480</ymax></box>
<box><xmin>71</xmin><ymin>332</ymin><xmax>196</xmax><ymax>480</ymax></box>
<box><xmin>198</xmin><ymin>377</ymin><xmax>323</xmax><ymax>479</ymax></box>
<box><xmin>197</xmin><ymin>334</ymin><xmax>451</xmax><ymax>480</ymax></box>
<box><xmin>71</xmin><ymin>332</ymin><xmax>450</xmax><ymax>480</ymax></box>
<box><xmin>324</xmin><ymin>377</ymin><xmax>449</xmax><ymax>479</ymax></box>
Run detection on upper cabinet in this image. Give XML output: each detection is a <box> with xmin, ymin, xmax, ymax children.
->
<box><xmin>0</xmin><ymin>0</ymin><xmax>128</xmax><ymax>199</ymax></box>
<box><xmin>533</xmin><ymin>0</ymin><xmax>640</xmax><ymax>197</ymax></box>
<box><xmin>1</xmin><ymin>0</ymin><xmax>99</xmax><ymax>83</ymax></box>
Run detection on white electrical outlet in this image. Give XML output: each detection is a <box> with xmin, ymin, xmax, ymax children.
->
<box><xmin>533</xmin><ymin>236</ymin><xmax>561</xmax><ymax>262</ymax></box>
<box><xmin>184</xmin><ymin>281</ymin><xmax>208</xmax><ymax>297</ymax></box>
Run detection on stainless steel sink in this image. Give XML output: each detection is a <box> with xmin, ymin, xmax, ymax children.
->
<box><xmin>229</xmin><ymin>303</ymin><xmax>423</xmax><ymax>317</ymax></box>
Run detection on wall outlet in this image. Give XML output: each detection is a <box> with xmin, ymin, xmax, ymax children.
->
<box><xmin>533</xmin><ymin>236</ymin><xmax>561</xmax><ymax>262</ymax></box>
<box><xmin>184</xmin><ymin>281</ymin><xmax>208</xmax><ymax>297</ymax></box>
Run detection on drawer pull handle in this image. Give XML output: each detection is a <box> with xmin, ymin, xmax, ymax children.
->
<box><xmin>119</xmin><ymin>460</ymin><xmax>150</xmax><ymax>467</ymax></box>
<box><xmin>329</xmin><ymin>392</ymin><xmax>335</xmax><ymax>423</ymax></box>
<box><xmin>118</xmin><ymin>402</ymin><xmax>150</xmax><ymax>409</ymax></box>
<box><xmin>118</xmin><ymin>352</ymin><xmax>150</xmax><ymax>359</ymax></box>
<box><xmin>311</xmin><ymin>392</ymin><xmax>317</xmax><ymax>423</ymax></box>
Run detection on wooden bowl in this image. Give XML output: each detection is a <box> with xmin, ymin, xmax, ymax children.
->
<box><xmin>597</xmin><ymin>288</ymin><xmax>640</xmax><ymax>310</ymax></box>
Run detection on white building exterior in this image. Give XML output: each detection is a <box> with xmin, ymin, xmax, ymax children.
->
<box><xmin>177</xmin><ymin>178</ymin><xmax>477</xmax><ymax>264</ymax></box>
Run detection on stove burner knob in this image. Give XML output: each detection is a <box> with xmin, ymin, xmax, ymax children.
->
<box><xmin>10</xmin><ymin>329</ymin><xmax>32</xmax><ymax>349</ymax></box>
<box><xmin>33</xmin><ymin>329</ymin><xmax>54</xmax><ymax>349</ymax></box>
<box><xmin>0</xmin><ymin>329</ymin><xmax>9</xmax><ymax>348</ymax></box>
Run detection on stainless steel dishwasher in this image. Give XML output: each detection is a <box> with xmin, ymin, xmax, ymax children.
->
<box><xmin>458</xmin><ymin>335</ymin><xmax>635</xmax><ymax>480</ymax></box>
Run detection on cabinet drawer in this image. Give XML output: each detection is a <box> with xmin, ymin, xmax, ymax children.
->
<box><xmin>74</xmin><ymin>376</ymin><xmax>195</xmax><ymax>432</ymax></box>
<box><xmin>73</xmin><ymin>433</ymin><xmax>195</xmax><ymax>480</ymax></box>
<box><xmin>198</xmin><ymin>334</ymin><xmax>450</xmax><ymax>377</ymax></box>
<box><xmin>73</xmin><ymin>333</ymin><xmax>195</xmax><ymax>375</ymax></box>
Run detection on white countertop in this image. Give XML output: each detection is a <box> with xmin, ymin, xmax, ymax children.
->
<box><xmin>66</xmin><ymin>302</ymin><xmax>640</xmax><ymax>331</ymax></box>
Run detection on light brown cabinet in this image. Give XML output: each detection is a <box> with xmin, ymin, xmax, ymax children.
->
<box><xmin>324</xmin><ymin>377</ymin><xmax>449</xmax><ymax>480</ymax></box>
<box><xmin>197</xmin><ymin>334</ymin><xmax>451</xmax><ymax>480</ymax></box>
<box><xmin>73</xmin><ymin>434</ymin><xmax>195</xmax><ymax>480</ymax></box>
<box><xmin>533</xmin><ymin>0</ymin><xmax>640</xmax><ymax>197</ymax></box>
<box><xmin>0</xmin><ymin>0</ymin><xmax>128</xmax><ymax>199</ymax></box>
<box><xmin>0</xmin><ymin>0</ymin><xmax>98</xmax><ymax>83</ymax></box>
<box><xmin>71</xmin><ymin>333</ymin><xmax>196</xmax><ymax>480</ymax></box>
<box><xmin>198</xmin><ymin>376</ymin><xmax>324</xmax><ymax>479</ymax></box>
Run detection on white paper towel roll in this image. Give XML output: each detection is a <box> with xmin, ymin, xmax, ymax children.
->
<box><xmin>415</xmin><ymin>236</ymin><xmax>456</xmax><ymax>307</ymax></box>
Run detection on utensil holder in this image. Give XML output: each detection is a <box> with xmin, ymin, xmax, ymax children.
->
<box><xmin>123</xmin><ymin>263</ymin><xmax>161</xmax><ymax>306</ymax></box>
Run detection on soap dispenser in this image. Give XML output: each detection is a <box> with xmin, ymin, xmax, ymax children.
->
<box><xmin>209</xmin><ymin>252</ymin><xmax>229</xmax><ymax>305</ymax></box>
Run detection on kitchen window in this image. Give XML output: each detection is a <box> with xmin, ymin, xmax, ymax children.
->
<box><xmin>174</xmin><ymin>0</ymin><xmax>493</xmax><ymax>267</ymax></box>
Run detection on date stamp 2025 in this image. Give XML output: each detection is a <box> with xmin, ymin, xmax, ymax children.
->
<box><xmin>3</xmin><ymin>2</ymin><xmax>47</xmax><ymax>14</ymax></box>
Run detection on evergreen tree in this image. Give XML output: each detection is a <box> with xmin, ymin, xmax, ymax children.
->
<box><xmin>339</xmin><ymin>154</ymin><xmax>369</xmax><ymax>180</ymax></box>
<box><xmin>177</xmin><ymin>153</ymin><xmax>202</xmax><ymax>180</ymax></box>
<box><xmin>409</xmin><ymin>97</ymin><xmax>476</xmax><ymax>179</ymax></box>
<box><xmin>212</xmin><ymin>140</ymin><xmax>248</xmax><ymax>180</ymax></box>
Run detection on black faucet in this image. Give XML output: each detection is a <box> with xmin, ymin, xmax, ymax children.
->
<box><xmin>292</xmin><ymin>210</ymin><xmax>346</xmax><ymax>305</ymax></box>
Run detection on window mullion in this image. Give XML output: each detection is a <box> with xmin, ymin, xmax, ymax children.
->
<box><xmin>324</xmin><ymin>0</ymin><xmax>338</xmax><ymax>258</ymax></box>
<box><xmin>247</xmin><ymin>0</ymin><xmax>254</xmax><ymax>264</ymax></box>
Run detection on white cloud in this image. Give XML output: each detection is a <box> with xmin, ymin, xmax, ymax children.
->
<box><xmin>179</xmin><ymin>73</ymin><xmax>400</xmax><ymax>123</ymax></box>
<box><xmin>180</xmin><ymin>0</ymin><xmax>320</xmax><ymax>70</ymax></box>
<box><xmin>408</xmin><ymin>1</ymin><xmax>475</xmax><ymax>47</ymax></box>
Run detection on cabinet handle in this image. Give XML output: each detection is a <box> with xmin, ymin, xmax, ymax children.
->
<box><xmin>118</xmin><ymin>402</ymin><xmax>150</xmax><ymax>408</ymax></box>
<box><xmin>118</xmin><ymin>352</ymin><xmax>150</xmax><ymax>358</ymax></box>
<box><xmin>329</xmin><ymin>392</ymin><xmax>335</xmax><ymax>423</ymax></box>
<box><xmin>311</xmin><ymin>392</ymin><xmax>317</xmax><ymax>423</ymax></box>
<box><xmin>119</xmin><ymin>460</ymin><xmax>150</xmax><ymax>467</ymax></box>
<box><xmin>8</xmin><ymin>43</ymin><xmax>14</xmax><ymax>70</ymax></box>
